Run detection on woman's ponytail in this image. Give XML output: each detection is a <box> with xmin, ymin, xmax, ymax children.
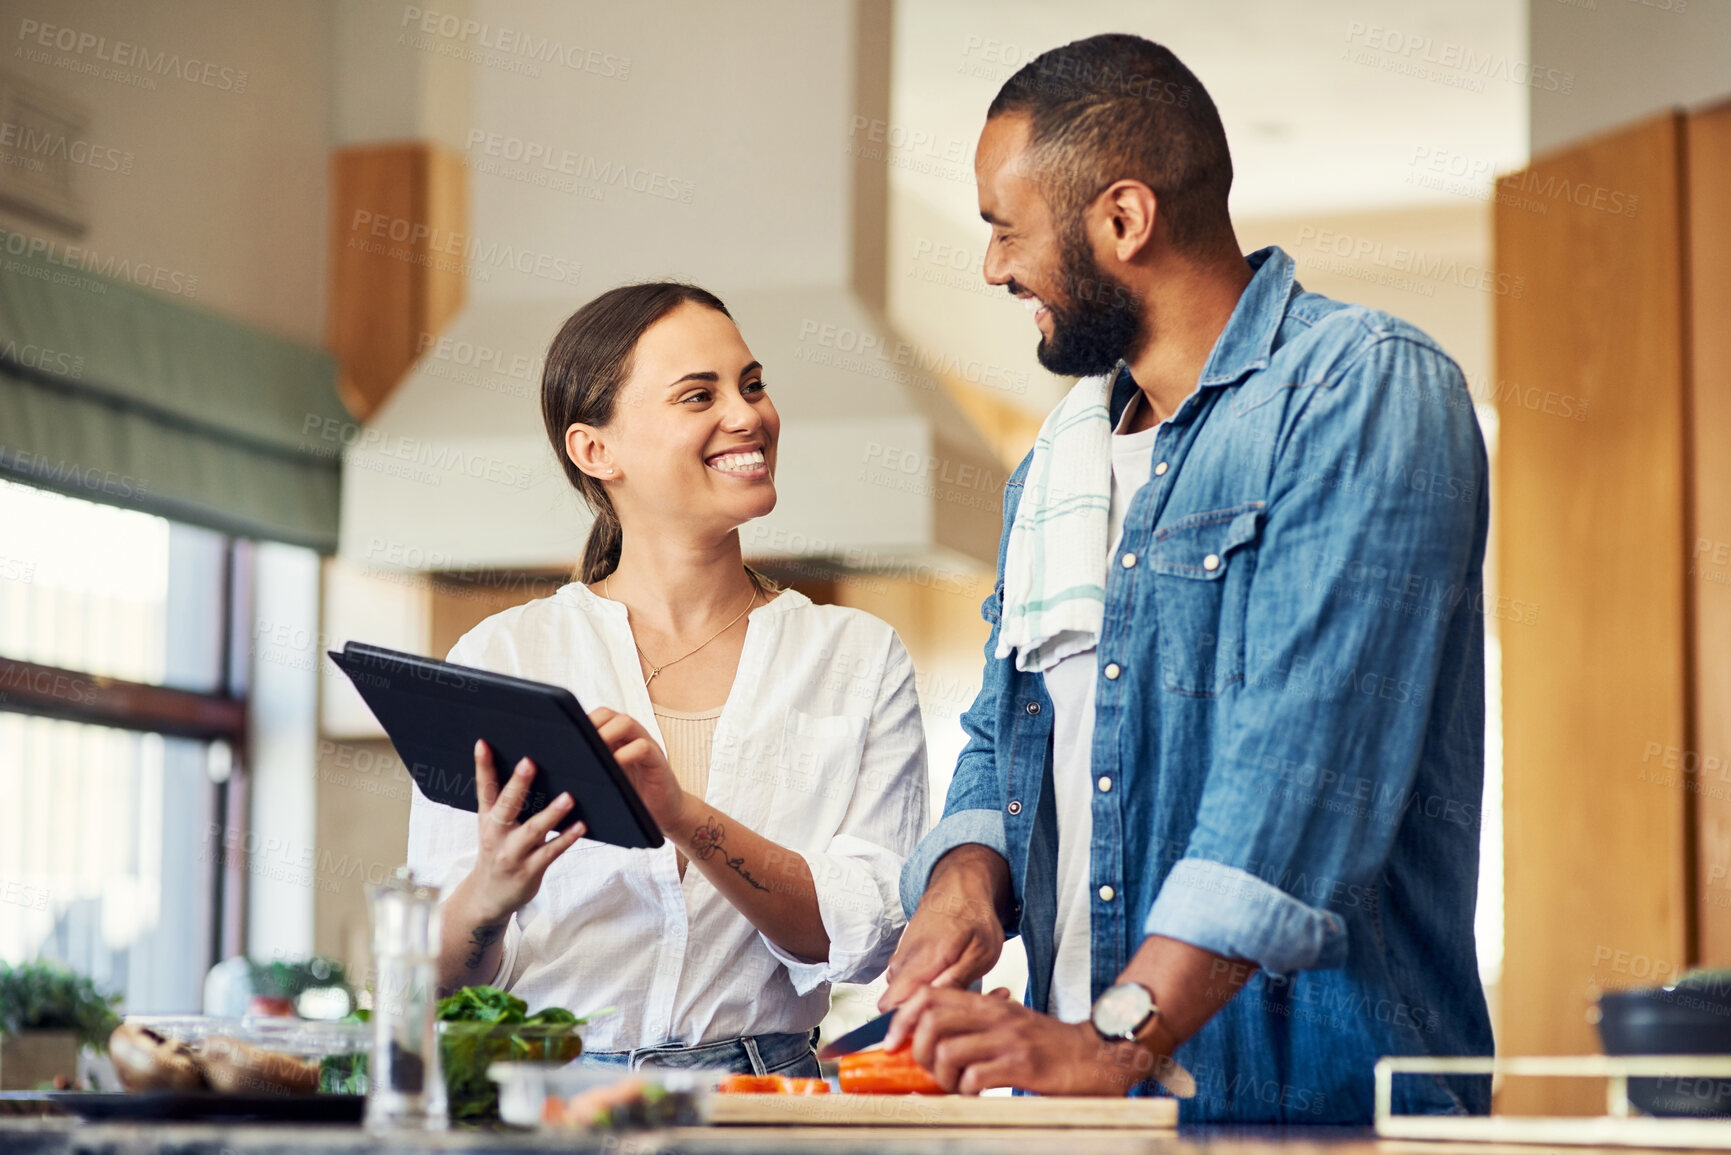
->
<box><xmin>578</xmin><ymin>499</ymin><xmax>624</xmax><ymax>584</ymax></box>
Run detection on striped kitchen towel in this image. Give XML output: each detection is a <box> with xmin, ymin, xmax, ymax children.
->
<box><xmin>996</xmin><ymin>373</ymin><xmax>1114</xmax><ymax>673</ymax></box>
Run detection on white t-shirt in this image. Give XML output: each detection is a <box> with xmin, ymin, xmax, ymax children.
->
<box><xmin>1044</xmin><ymin>394</ymin><xmax>1162</xmax><ymax>1024</ymax></box>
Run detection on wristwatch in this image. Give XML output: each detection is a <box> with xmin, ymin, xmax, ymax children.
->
<box><xmin>1091</xmin><ymin>980</ymin><xmax>1159</xmax><ymax>1042</ymax></box>
<box><xmin>1090</xmin><ymin>981</ymin><xmax>1196</xmax><ymax>1098</ymax></box>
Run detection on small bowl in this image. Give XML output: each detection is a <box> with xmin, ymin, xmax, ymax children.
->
<box><xmin>487</xmin><ymin>1061</ymin><xmax>710</xmax><ymax>1131</ymax></box>
<box><xmin>1597</xmin><ymin>971</ymin><xmax>1731</xmax><ymax>1117</ymax></box>
<box><xmin>437</xmin><ymin>1021</ymin><xmax>583</xmax><ymax>1121</ymax></box>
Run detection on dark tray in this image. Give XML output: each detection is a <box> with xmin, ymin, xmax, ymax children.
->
<box><xmin>42</xmin><ymin>1091</ymin><xmax>364</xmax><ymax>1123</ymax></box>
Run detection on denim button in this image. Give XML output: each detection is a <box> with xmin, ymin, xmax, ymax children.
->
<box><xmin>1098</xmin><ymin>885</ymin><xmax>1115</xmax><ymax>902</ymax></box>
<box><xmin>1154</xmin><ymin>461</ymin><xmax>1169</xmax><ymax>477</ymax></box>
<box><xmin>1007</xmin><ymin>800</ymin><xmax>1022</xmax><ymax>815</ymax></box>
<box><xmin>1104</xmin><ymin>663</ymin><xmax>1121</xmax><ymax>680</ymax></box>
<box><xmin>1098</xmin><ymin>776</ymin><xmax>1112</xmax><ymax>793</ymax></box>
<box><xmin>1025</xmin><ymin>701</ymin><xmax>1041</xmax><ymax>715</ymax></box>
<box><xmin>1121</xmin><ymin>553</ymin><xmax>1137</xmax><ymax>568</ymax></box>
<box><xmin>1202</xmin><ymin>553</ymin><xmax>1221</xmax><ymax>571</ymax></box>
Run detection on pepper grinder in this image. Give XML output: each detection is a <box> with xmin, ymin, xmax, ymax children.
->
<box><xmin>366</xmin><ymin>866</ymin><xmax>447</xmax><ymax>1132</ymax></box>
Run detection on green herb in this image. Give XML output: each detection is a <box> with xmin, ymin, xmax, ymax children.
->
<box><xmin>434</xmin><ymin>987</ymin><xmax>587</xmax><ymax>1120</ymax></box>
<box><xmin>247</xmin><ymin>956</ymin><xmax>350</xmax><ymax>1000</ymax></box>
<box><xmin>318</xmin><ymin>1050</ymin><xmax>370</xmax><ymax>1095</ymax></box>
<box><xmin>0</xmin><ymin>960</ymin><xmax>122</xmax><ymax>1051</ymax></box>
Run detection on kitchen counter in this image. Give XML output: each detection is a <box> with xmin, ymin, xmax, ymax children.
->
<box><xmin>0</xmin><ymin>1117</ymin><xmax>1706</xmax><ymax>1155</ymax></box>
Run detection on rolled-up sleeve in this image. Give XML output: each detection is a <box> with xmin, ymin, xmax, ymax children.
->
<box><xmin>898</xmin><ymin>808</ymin><xmax>1008</xmax><ymax>918</ymax></box>
<box><xmin>763</xmin><ymin>636</ymin><xmax>930</xmax><ymax>993</ymax></box>
<box><xmin>1146</xmin><ymin>336</ymin><xmax>1486</xmax><ymax>974</ymax></box>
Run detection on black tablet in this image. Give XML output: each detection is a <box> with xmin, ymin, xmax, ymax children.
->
<box><xmin>327</xmin><ymin>642</ymin><xmax>663</xmax><ymax>850</ymax></box>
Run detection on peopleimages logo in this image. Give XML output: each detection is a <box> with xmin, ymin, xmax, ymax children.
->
<box><xmin>1342</xmin><ymin>22</ymin><xmax>1573</xmax><ymax>94</ymax></box>
<box><xmin>0</xmin><ymin>226</ymin><xmax>199</xmax><ymax>297</ymax></box>
<box><xmin>17</xmin><ymin>19</ymin><xmax>249</xmax><ymax>92</ymax></box>
<box><xmin>0</xmin><ymin>120</ymin><xmax>134</xmax><ymax>174</ymax></box>
<box><xmin>464</xmin><ymin>129</ymin><xmax>695</xmax><ymax>203</ymax></box>
<box><xmin>345</xmin><ymin>210</ymin><xmax>581</xmax><ymax>286</ymax></box>
<box><xmin>398</xmin><ymin>7</ymin><xmax>630</xmax><ymax>80</ymax></box>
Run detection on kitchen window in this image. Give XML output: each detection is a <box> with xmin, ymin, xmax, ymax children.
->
<box><xmin>0</xmin><ymin>478</ymin><xmax>248</xmax><ymax>1013</ymax></box>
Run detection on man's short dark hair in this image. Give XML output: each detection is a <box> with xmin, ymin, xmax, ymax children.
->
<box><xmin>988</xmin><ymin>34</ymin><xmax>1233</xmax><ymax>253</ymax></box>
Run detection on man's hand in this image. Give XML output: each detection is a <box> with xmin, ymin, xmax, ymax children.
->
<box><xmin>879</xmin><ymin>844</ymin><xmax>1013</xmax><ymax>1011</ymax></box>
<box><xmin>884</xmin><ymin>987</ymin><xmax>1154</xmax><ymax>1096</ymax></box>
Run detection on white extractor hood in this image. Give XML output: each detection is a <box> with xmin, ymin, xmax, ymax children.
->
<box><xmin>335</xmin><ymin>0</ymin><xmax>1002</xmax><ymax>579</ymax></box>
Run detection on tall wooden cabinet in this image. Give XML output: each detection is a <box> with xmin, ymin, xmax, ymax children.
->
<box><xmin>1496</xmin><ymin>101</ymin><xmax>1731</xmax><ymax>1114</ymax></box>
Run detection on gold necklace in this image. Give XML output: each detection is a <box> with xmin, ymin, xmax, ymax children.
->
<box><xmin>605</xmin><ymin>574</ymin><xmax>758</xmax><ymax>687</ymax></box>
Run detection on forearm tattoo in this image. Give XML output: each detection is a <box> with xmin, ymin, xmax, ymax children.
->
<box><xmin>464</xmin><ymin>923</ymin><xmax>504</xmax><ymax>970</ymax></box>
<box><xmin>691</xmin><ymin>817</ymin><xmax>768</xmax><ymax>891</ymax></box>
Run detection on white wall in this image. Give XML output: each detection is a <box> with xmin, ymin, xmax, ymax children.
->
<box><xmin>455</xmin><ymin>0</ymin><xmax>852</xmax><ymax>299</ymax></box>
<box><xmin>1531</xmin><ymin>0</ymin><xmax>1731</xmax><ymax>153</ymax></box>
<box><xmin>0</xmin><ymin>0</ymin><xmax>335</xmax><ymax>345</ymax></box>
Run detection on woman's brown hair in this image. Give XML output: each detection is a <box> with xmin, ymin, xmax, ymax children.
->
<box><xmin>541</xmin><ymin>282</ymin><xmax>777</xmax><ymax>595</ymax></box>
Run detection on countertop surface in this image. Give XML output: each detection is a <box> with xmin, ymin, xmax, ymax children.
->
<box><xmin>0</xmin><ymin>1117</ymin><xmax>1719</xmax><ymax>1155</ymax></box>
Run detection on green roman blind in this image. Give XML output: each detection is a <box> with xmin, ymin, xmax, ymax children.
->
<box><xmin>0</xmin><ymin>241</ymin><xmax>348</xmax><ymax>551</ymax></box>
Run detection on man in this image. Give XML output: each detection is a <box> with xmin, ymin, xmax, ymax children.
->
<box><xmin>880</xmin><ymin>34</ymin><xmax>1492</xmax><ymax>1124</ymax></box>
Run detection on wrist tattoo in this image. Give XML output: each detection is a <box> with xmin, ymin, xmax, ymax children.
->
<box><xmin>464</xmin><ymin>922</ymin><xmax>504</xmax><ymax>970</ymax></box>
<box><xmin>691</xmin><ymin>817</ymin><xmax>768</xmax><ymax>891</ymax></box>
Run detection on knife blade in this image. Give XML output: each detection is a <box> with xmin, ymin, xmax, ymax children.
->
<box><xmin>816</xmin><ymin>1009</ymin><xmax>894</xmax><ymax>1059</ymax></box>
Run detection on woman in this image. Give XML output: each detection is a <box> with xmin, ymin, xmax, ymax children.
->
<box><xmin>406</xmin><ymin>283</ymin><xmax>929</xmax><ymax>1078</ymax></box>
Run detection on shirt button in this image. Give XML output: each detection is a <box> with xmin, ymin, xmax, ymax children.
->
<box><xmin>1153</xmin><ymin>461</ymin><xmax>1169</xmax><ymax>477</ymax></box>
<box><xmin>1098</xmin><ymin>776</ymin><xmax>1112</xmax><ymax>793</ymax></box>
<box><xmin>1103</xmin><ymin>663</ymin><xmax>1121</xmax><ymax>680</ymax></box>
<box><xmin>1120</xmin><ymin>553</ymin><xmax>1137</xmax><ymax>569</ymax></box>
<box><xmin>1007</xmin><ymin>800</ymin><xmax>1022</xmax><ymax>815</ymax></box>
<box><xmin>1025</xmin><ymin>701</ymin><xmax>1041</xmax><ymax>715</ymax></box>
<box><xmin>1098</xmin><ymin>885</ymin><xmax>1115</xmax><ymax>902</ymax></box>
<box><xmin>1202</xmin><ymin>553</ymin><xmax>1221</xmax><ymax>571</ymax></box>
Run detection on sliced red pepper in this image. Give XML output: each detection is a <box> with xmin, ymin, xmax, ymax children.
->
<box><xmin>836</xmin><ymin>1047</ymin><xmax>945</xmax><ymax>1095</ymax></box>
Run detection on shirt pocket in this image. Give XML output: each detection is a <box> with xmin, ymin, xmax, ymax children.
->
<box><xmin>767</xmin><ymin>709</ymin><xmax>870</xmax><ymax>849</ymax></box>
<box><xmin>1150</xmin><ymin>501</ymin><xmax>1263</xmax><ymax>697</ymax></box>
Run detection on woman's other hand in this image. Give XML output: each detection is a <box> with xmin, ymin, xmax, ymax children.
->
<box><xmin>589</xmin><ymin>707</ymin><xmax>689</xmax><ymax>833</ymax></box>
<box><xmin>462</xmin><ymin>739</ymin><xmax>587</xmax><ymax>923</ymax></box>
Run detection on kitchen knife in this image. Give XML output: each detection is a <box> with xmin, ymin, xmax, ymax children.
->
<box><xmin>817</xmin><ymin>1009</ymin><xmax>893</xmax><ymax>1059</ymax></box>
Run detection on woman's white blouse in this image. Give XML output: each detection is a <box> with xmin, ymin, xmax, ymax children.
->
<box><xmin>406</xmin><ymin>583</ymin><xmax>929</xmax><ymax>1049</ymax></box>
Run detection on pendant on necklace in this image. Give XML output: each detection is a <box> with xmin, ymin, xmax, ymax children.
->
<box><xmin>644</xmin><ymin>666</ymin><xmax>661</xmax><ymax>687</ymax></box>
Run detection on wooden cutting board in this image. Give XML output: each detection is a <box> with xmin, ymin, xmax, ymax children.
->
<box><xmin>708</xmin><ymin>1092</ymin><xmax>1178</xmax><ymax>1128</ymax></box>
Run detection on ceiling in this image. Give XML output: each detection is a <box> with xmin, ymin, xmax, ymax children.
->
<box><xmin>891</xmin><ymin>0</ymin><xmax>1529</xmax><ymax>234</ymax></box>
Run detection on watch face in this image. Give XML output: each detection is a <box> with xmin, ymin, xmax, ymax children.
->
<box><xmin>1092</xmin><ymin>982</ymin><xmax>1156</xmax><ymax>1040</ymax></box>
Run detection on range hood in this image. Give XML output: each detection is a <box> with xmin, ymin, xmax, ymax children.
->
<box><xmin>335</xmin><ymin>0</ymin><xmax>1001</xmax><ymax>579</ymax></box>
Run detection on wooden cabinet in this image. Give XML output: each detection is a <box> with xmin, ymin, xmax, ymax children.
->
<box><xmin>1496</xmin><ymin>101</ymin><xmax>1731</xmax><ymax>1114</ymax></box>
<box><xmin>326</xmin><ymin>143</ymin><xmax>468</xmax><ymax>421</ymax></box>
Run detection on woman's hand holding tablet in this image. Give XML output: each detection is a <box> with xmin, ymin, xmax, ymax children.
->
<box><xmin>462</xmin><ymin>740</ymin><xmax>591</xmax><ymax>922</ymax></box>
<box><xmin>437</xmin><ymin>740</ymin><xmax>589</xmax><ymax>990</ymax></box>
<box><xmin>586</xmin><ymin>707</ymin><xmax>687</xmax><ymax>831</ymax></box>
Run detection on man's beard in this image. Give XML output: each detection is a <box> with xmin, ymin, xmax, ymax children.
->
<box><xmin>1030</xmin><ymin>229</ymin><xmax>1145</xmax><ymax>378</ymax></box>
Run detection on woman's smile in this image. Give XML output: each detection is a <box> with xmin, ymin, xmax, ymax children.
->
<box><xmin>705</xmin><ymin>444</ymin><xmax>770</xmax><ymax>480</ymax></box>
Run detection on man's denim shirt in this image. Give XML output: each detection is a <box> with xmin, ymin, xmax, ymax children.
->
<box><xmin>901</xmin><ymin>247</ymin><xmax>1494</xmax><ymax>1123</ymax></box>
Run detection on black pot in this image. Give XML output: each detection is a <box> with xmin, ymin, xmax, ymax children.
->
<box><xmin>1597</xmin><ymin>972</ymin><xmax>1731</xmax><ymax>1117</ymax></box>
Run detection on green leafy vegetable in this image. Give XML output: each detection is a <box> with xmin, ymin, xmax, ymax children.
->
<box><xmin>247</xmin><ymin>955</ymin><xmax>350</xmax><ymax>1000</ymax></box>
<box><xmin>0</xmin><ymin>960</ymin><xmax>122</xmax><ymax>1051</ymax></box>
<box><xmin>318</xmin><ymin>1050</ymin><xmax>370</xmax><ymax>1095</ymax></box>
<box><xmin>434</xmin><ymin>987</ymin><xmax>587</xmax><ymax>1120</ymax></box>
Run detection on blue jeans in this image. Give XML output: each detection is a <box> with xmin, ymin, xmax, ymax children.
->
<box><xmin>581</xmin><ymin>1029</ymin><xmax>820</xmax><ymax>1078</ymax></box>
